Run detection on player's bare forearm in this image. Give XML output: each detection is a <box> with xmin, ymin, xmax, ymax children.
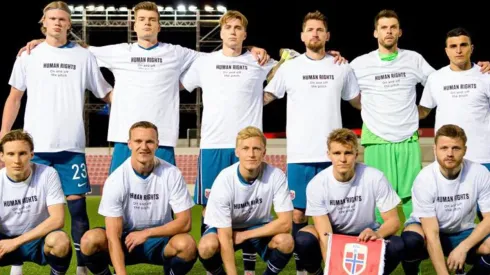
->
<box><xmin>459</xmin><ymin>212</ymin><xmax>490</xmax><ymax>253</ymax></box>
<box><xmin>421</xmin><ymin>218</ymin><xmax>449</xmax><ymax>275</ymax></box>
<box><xmin>145</xmin><ymin>209</ymin><xmax>191</xmax><ymax>237</ymax></box>
<box><xmin>1</xmin><ymin>87</ymin><xmax>24</xmax><ymax>136</ymax></box>
<box><xmin>313</xmin><ymin>215</ymin><xmax>333</xmax><ymax>263</ymax></box>
<box><xmin>218</xmin><ymin>228</ymin><xmax>238</xmax><ymax>275</ymax></box>
<box><xmin>263</xmin><ymin>92</ymin><xmax>277</xmax><ymax>105</ymax></box>
<box><xmin>106</xmin><ymin>216</ymin><xmax>126</xmax><ymax>275</ymax></box>
<box><xmin>418</xmin><ymin>105</ymin><xmax>432</xmax><ymax>119</ymax></box>
<box><xmin>15</xmin><ymin>204</ymin><xmax>64</xmax><ymax>247</ymax></box>
<box><xmin>377</xmin><ymin>208</ymin><xmax>400</xmax><ymax>238</ymax></box>
<box><xmin>242</xmin><ymin>211</ymin><xmax>292</xmax><ymax>240</ymax></box>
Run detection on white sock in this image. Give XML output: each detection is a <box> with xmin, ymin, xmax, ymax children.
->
<box><xmin>10</xmin><ymin>265</ymin><xmax>23</xmax><ymax>275</ymax></box>
<box><xmin>296</xmin><ymin>271</ymin><xmax>307</xmax><ymax>275</ymax></box>
<box><xmin>76</xmin><ymin>266</ymin><xmax>88</xmax><ymax>275</ymax></box>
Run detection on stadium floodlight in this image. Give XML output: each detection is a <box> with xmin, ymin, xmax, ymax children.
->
<box><xmin>86</xmin><ymin>5</ymin><xmax>95</xmax><ymax>11</ymax></box>
<box><xmin>68</xmin><ymin>5</ymin><xmax>74</xmax><ymax>12</ymax></box>
<box><xmin>217</xmin><ymin>5</ymin><xmax>227</xmax><ymax>13</ymax></box>
<box><xmin>204</xmin><ymin>5</ymin><xmax>214</xmax><ymax>12</ymax></box>
<box><xmin>177</xmin><ymin>4</ymin><xmax>186</xmax><ymax>12</ymax></box>
<box><xmin>95</xmin><ymin>5</ymin><xmax>104</xmax><ymax>12</ymax></box>
<box><xmin>118</xmin><ymin>6</ymin><xmax>128</xmax><ymax>12</ymax></box>
<box><xmin>105</xmin><ymin>6</ymin><xmax>116</xmax><ymax>12</ymax></box>
<box><xmin>157</xmin><ymin>5</ymin><xmax>164</xmax><ymax>12</ymax></box>
<box><xmin>188</xmin><ymin>5</ymin><xmax>197</xmax><ymax>12</ymax></box>
<box><xmin>165</xmin><ymin>6</ymin><xmax>174</xmax><ymax>12</ymax></box>
<box><xmin>74</xmin><ymin>5</ymin><xmax>84</xmax><ymax>12</ymax></box>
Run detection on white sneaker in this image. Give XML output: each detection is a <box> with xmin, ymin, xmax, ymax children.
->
<box><xmin>76</xmin><ymin>266</ymin><xmax>89</xmax><ymax>275</ymax></box>
<box><xmin>10</xmin><ymin>265</ymin><xmax>23</xmax><ymax>275</ymax></box>
<box><xmin>296</xmin><ymin>270</ymin><xmax>307</xmax><ymax>275</ymax></box>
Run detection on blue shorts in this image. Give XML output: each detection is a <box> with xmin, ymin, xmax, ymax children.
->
<box><xmin>0</xmin><ymin>232</ymin><xmax>47</xmax><ymax>266</ymax></box>
<box><xmin>194</xmin><ymin>148</ymin><xmax>238</xmax><ymax>205</ymax></box>
<box><xmin>203</xmin><ymin>224</ymin><xmax>271</xmax><ymax>260</ymax></box>
<box><xmin>287</xmin><ymin>162</ymin><xmax>332</xmax><ymax>209</ymax></box>
<box><xmin>120</xmin><ymin>231</ymin><xmax>169</xmax><ymax>265</ymax></box>
<box><xmin>32</xmin><ymin>151</ymin><xmax>90</xmax><ymax>196</ymax></box>
<box><xmin>482</xmin><ymin>163</ymin><xmax>490</xmax><ymax>170</ymax></box>
<box><xmin>110</xmin><ymin>142</ymin><xmax>176</xmax><ymax>174</ymax></box>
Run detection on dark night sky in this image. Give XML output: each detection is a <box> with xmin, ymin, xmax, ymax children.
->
<box><xmin>2</xmin><ymin>1</ymin><xmax>488</xmax><ymax>146</ymax></box>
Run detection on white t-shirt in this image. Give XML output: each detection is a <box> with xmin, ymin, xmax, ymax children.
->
<box><xmin>420</xmin><ymin>65</ymin><xmax>490</xmax><ymax>163</ymax></box>
<box><xmin>88</xmin><ymin>42</ymin><xmax>202</xmax><ymax>147</ymax></box>
<box><xmin>264</xmin><ymin>54</ymin><xmax>360</xmax><ymax>163</ymax></box>
<box><xmin>350</xmin><ymin>49</ymin><xmax>435</xmax><ymax>142</ymax></box>
<box><xmin>409</xmin><ymin>159</ymin><xmax>490</xmax><ymax>234</ymax></box>
<box><xmin>180</xmin><ymin>50</ymin><xmax>276</xmax><ymax>149</ymax></box>
<box><xmin>8</xmin><ymin>42</ymin><xmax>112</xmax><ymax>153</ymax></box>
<box><xmin>305</xmin><ymin>163</ymin><xmax>401</xmax><ymax>235</ymax></box>
<box><xmin>0</xmin><ymin>163</ymin><xmax>66</xmax><ymax>236</ymax></box>
<box><xmin>204</xmin><ymin>162</ymin><xmax>293</xmax><ymax>229</ymax></box>
<box><xmin>98</xmin><ymin>157</ymin><xmax>194</xmax><ymax>231</ymax></box>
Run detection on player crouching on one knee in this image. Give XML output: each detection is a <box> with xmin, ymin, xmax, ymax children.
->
<box><xmin>294</xmin><ymin>128</ymin><xmax>405</xmax><ymax>275</ymax></box>
<box><xmin>0</xmin><ymin>130</ymin><xmax>72</xmax><ymax>274</ymax></box>
<box><xmin>401</xmin><ymin>124</ymin><xmax>490</xmax><ymax>275</ymax></box>
<box><xmin>78</xmin><ymin>121</ymin><xmax>197</xmax><ymax>275</ymax></box>
<box><xmin>198</xmin><ymin>126</ymin><xmax>294</xmax><ymax>275</ymax></box>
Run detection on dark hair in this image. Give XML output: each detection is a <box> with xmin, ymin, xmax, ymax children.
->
<box><xmin>374</xmin><ymin>9</ymin><xmax>399</xmax><ymax>29</ymax></box>
<box><xmin>435</xmin><ymin>124</ymin><xmax>467</xmax><ymax>145</ymax></box>
<box><xmin>446</xmin><ymin>27</ymin><xmax>472</xmax><ymax>45</ymax></box>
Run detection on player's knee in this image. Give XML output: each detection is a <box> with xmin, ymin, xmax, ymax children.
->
<box><xmin>198</xmin><ymin>235</ymin><xmax>220</xmax><ymax>259</ymax></box>
<box><xmin>294</xmin><ymin>230</ymin><xmax>319</xmax><ymax>253</ymax></box>
<box><xmin>272</xmin><ymin>233</ymin><xmax>294</xmax><ymax>254</ymax></box>
<box><xmin>45</xmin><ymin>231</ymin><xmax>71</xmax><ymax>258</ymax></box>
<box><xmin>80</xmin><ymin>229</ymin><xmax>107</xmax><ymax>256</ymax></box>
<box><xmin>171</xmin><ymin>233</ymin><xmax>197</xmax><ymax>260</ymax></box>
<box><xmin>401</xmin><ymin>230</ymin><xmax>425</xmax><ymax>260</ymax></box>
<box><xmin>293</xmin><ymin>209</ymin><xmax>306</xmax><ymax>224</ymax></box>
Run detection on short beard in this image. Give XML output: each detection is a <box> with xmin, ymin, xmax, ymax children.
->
<box><xmin>307</xmin><ymin>41</ymin><xmax>325</xmax><ymax>52</ymax></box>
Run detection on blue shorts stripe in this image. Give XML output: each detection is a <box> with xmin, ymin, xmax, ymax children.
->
<box><xmin>287</xmin><ymin>162</ymin><xmax>332</xmax><ymax>209</ymax></box>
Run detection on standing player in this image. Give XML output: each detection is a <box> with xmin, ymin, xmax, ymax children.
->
<box><xmin>1</xmin><ymin>2</ymin><xmax>112</xmax><ymax>274</ymax></box>
<box><xmin>198</xmin><ymin>126</ymin><xmax>294</xmax><ymax>275</ymax></box>
<box><xmin>294</xmin><ymin>128</ymin><xmax>404</xmax><ymax>275</ymax></box>
<box><xmin>20</xmin><ymin>1</ymin><xmax>270</xmax><ymax>172</ymax></box>
<box><xmin>79</xmin><ymin>121</ymin><xmax>197</xmax><ymax>275</ymax></box>
<box><xmin>263</xmin><ymin>10</ymin><xmax>361</xmax><ymax>274</ymax></box>
<box><xmin>401</xmin><ymin>124</ymin><xmax>490</xmax><ymax>275</ymax></box>
<box><xmin>349</xmin><ymin>9</ymin><xmax>490</xmax><ymax>224</ymax></box>
<box><xmin>0</xmin><ymin>130</ymin><xmax>72</xmax><ymax>274</ymax></box>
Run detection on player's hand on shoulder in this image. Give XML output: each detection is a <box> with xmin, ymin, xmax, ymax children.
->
<box><xmin>477</xmin><ymin>61</ymin><xmax>490</xmax><ymax>74</ymax></box>
<box><xmin>327</xmin><ymin>50</ymin><xmax>348</xmax><ymax>64</ymax></box>
<box><xmin>357</xmin><ymin>228</ymin><xmax>381</xmax><ymax>242</ymax></box>
<box><xmin>18</xmin><ymin>39</ymin><xmax>45</xmax><ymax>56</ymax></box>
<box><xmin>250</xmin><ymin>46</ymin><xmax>270</xmax><ymax>66</ymax></box>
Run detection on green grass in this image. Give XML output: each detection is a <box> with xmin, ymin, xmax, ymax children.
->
<box><xmin>0</xmin><ymin>196</ymin><xmax>467</xmax><ymax>274</ymax></box>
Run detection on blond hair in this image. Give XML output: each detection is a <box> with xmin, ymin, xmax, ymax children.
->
<box><xmin>134</xmin><ymin>1</ymin><xmax>160</xmax><ymax>21</ymax></box>
<box><xmin>236</xmin><ymin>126</ymin><xmax>266</xmax><ymax>148</ymax></box>
<box><xmin>39</xmin><ymin>1</ymin><xmax>72</xmax><ymax>35</ymax></box>
<box><xmin>220</xmin><ymin>10</ymin><xmax>248</xmax><ymax>30</ymax></box>
<box><xmin>0</xmin><ymin>130</ymin><xmax>34</xmax><ymax>153</ymax></box>
<box><xmin>302</xmin><ymin>10</ymin><xmax>328</xmax><ymax>30</ymax></box>
<box><xmin>327</xmin><ymin>128</ymin><xmax>359</xmax><ymax>152</ymax></box>
<box><xmin>129</xmin><ymin>121</ymin><xmax>159</xmax><ymax>139</ymax></box>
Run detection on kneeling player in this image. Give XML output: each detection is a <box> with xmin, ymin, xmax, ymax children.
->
<box><xmin>0</xmin><ymin>130</ymin><xmax>72</xmax><ymax>274</ymax></box>
<box><xmin>199</xmin><ymin>126</ymin><xmax>294</xmax><ymax>275</ymax></box>
<box><xmin>79</xmin><ymin>121</ymin><xmax>197</xmax><ymax>275</ymax></box>
<box><xmin>295</xmin><ymin>128</ymin><xmax>404</xmax><ymax>274</ymax></box>
<box><xmin>402</xmin><ymin>124</ymin><xmax>490</xmax><ymax>275</ymax></box>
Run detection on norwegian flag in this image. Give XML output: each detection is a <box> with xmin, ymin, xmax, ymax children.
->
<box><xmin>324</xmin><ymin>233</ymin><xmax>386</xmax><ymax>275</ymax></box>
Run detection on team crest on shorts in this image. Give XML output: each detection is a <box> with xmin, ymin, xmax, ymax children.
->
<box><xmin>205</xmin><ymin>188</ymin><xmax>211</xmax><ymax>198</ymax></box>
<box><xmin>289</xmin><ymin>190</ymin><xmax>295</xmax><ymax>200</ymax></box>
<box><xmin>343</xmin><ymin>243</ymin><xmax>367</xmax><ymax>275</ymax></box>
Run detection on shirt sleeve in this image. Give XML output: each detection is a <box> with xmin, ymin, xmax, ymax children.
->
<box><xmin>374</xmin><ymin>172</ymin><xmax>401</xmax><ymax>213</ymax></box>
<box><xmin>417</xmin><ymin>54</ymin><xmax>436</xmax><ymax>86</ymax></box>
<box><xmin>272</xmin><ymin>170</ymin><xmax>293</xmax><ymax>213</ymax></box>
<box><xmin>264</xmin><ymin>64</ymin><xmax>287</xmax><ymax>99</ymax></box>
<box><xmin>341</xmin><ymin>65</ymin><xmax>360</xmax><ymax>101</ymax></box>
<box><xmin>98</xmin><ymin>177</ymin><xmax>125</xmax><ymax>217</ymax></box>
<box><xmin>88</xmin><ymin>44</ymin><xmax>120</xmax><ymax>69</ymax></box>
<box><xmin>176</xmin><ymin>45</ymin><xmax>206</xmax><ymax>74</ymax></box>
<box><xmin>85</xmin><ymin>52</ymin><xmax>113</xmax><ymax>99</ymax></box>
<box><xmin>169</xmin><ymin>169</ymin><xmax>195</xmax><ymax>213</ymax></box>
<box><xmin>179</xmin><ymin>57</ymin><xmax>202</xmax><ymax>92</ymax></box>
<box><xmin>419</xmin><ymin>76</ymin><xmax>437</xmax><ymax>108</ymax></box>
<box><xmin>411</xmin><ymin>171</ymin><xmax>437</xmax><ymax>218</ymax></box>
<box><xmin>45</xmin><ymin>168</ymin><xmax>66</xmax><ymax>206</ymax></box>
<box><xmin>305</xmin><ymin>175</ymin><xmax>329</xmax><ymax>217</ymax></box>
<box><xmin>203</xmin><ymin>175</ymin><xmax>232</xmax><ymax>228</ymax></box>
<box><xmin>8</xmin><ymin>54</ymin><xmax>27</xmax><ymax>91</ymax></box>
<box><xmin>477</xmin><ymin>167</ymin><xmax>490</xmax><ymax>213</ymax></box>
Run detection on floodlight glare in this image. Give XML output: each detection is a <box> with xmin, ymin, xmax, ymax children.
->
<box><xmin>86</xmin><ymin>5</ymin><xmax>95</xmax><ymax>11</ymax></box>
<box><xmin>165</xmin><ymin>6</ymin><xmax>174</xmax><ymax>11</ymax></box>
<box><xmin>204</xmin><ymin>5</ymin><xmax>214</xmax><ymax>12</ymax></box>
<box><xmin>95</xmin><ymin>5</ymin><xmax>104</xmax><ymax>12</ymax></box>
<box><xmin>68</xmin><ymin>5</ymin><xmax>74</xmax><ymax>12</ymax></box>
<box><xmin>106</xmin><ymin>6</ymin><xmax>116</xmax><ymax>12</ymax></box>
<box><xmin>217</xmin><ymin>5</ymin><xmax>227</xmax><ymax>13</ymax></box>
<box><xmin>74</xmin><ymin>5</ymin><xmax>84</xmax><ymax>12</ymax></box>
<box><xmin>157</xmin><ymin>5</ymin><xmax>164</xmax><ymax>12</ymax></box>
<box><xmin>177</xmin><ymin>4</ymin><xmax>186</xmax><ymax>12</ymax></box>
<box><xmin>118</xmin><ymin>6</ymin><xmax>128</xmax><ymax>12</ymax></box>
<box><xmin>188</xmin><ymin>5</ymin><xmax>197</xmax><ymax>12</ymax></box>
